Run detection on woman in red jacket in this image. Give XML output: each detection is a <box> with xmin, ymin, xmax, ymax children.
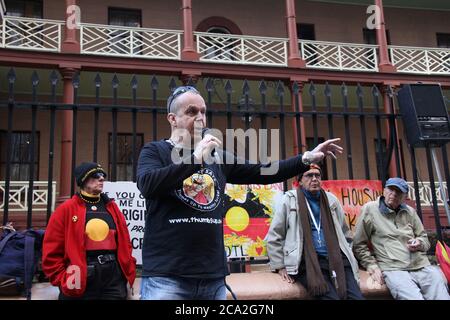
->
<box><xmin>42</xmin><ymin>162</ymin><xmax>136</xmax><ymax>299</ymax></box>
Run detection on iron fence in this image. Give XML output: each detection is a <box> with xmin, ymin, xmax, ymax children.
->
<box><xmin>0</xmin><ymin>68</ymin><xmax>449</xmax><ymax>240</ymax></box>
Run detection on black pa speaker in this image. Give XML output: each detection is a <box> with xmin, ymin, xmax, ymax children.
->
<box><xmin>397</xmin><ymin>84</ymin><xmax>450</xmax><ymax>147</ymax></box>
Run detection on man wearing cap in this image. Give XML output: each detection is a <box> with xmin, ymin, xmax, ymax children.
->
<box><xmin>42</xmin><ymin>162</ymin><xmax>136</xmax><ymax>299</ymax></box>
<box><xmin>353</xmin><ymin>177</ymin><xmax>450</xmax><ymax>300</ymax></box>
<box><xmin>267</xmin><ymin>164</ymin><xmax>364</xmax><ymax>300</ymax></box>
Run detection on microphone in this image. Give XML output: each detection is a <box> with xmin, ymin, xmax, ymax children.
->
<box><xmin>201</xmin><ymin>127</ymin><xmax>220</xmax><ymax>161</ymax></box>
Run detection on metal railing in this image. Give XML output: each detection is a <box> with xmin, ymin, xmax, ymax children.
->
<box><xmin>300</xmin><ymin>40</ymin><xmax>379</xmax><ymax>72</ymax></box>
<box><xmin>0</xmin><ymin>16</ymin><xmax>63</xmax><ymax>52</ymax></box>
<box><xmin>0</xmin><ymin>181</ymin><xmax>56</xmax><ymax>212</ymax></box>
<box><xmin>1</xmin><ymin>68</ymin><xmax>449</xmax><ymax>231</ymax></box>
<box><xmin>390</xmin><ymin>46</ymin><xmax>450</xmax><ymax>75</ymax></box>
<box><xmin>1</xmin><ymin>17</ymin><xmax>450</xmax><ymax>76</ymax></box>
<box><xmin>407</xmin><ymin>181</ymin><xmax>448</xmax><ymax>207</ymax></box>
<box><xmin>80</xmin><ymin>23</ymin><xmax>182</xmax><ymax>60</ymax></box>
<box><xmin>195</xmin><ymin>32</ymin><xmax>288</xmax><ymax>66</ymax></box>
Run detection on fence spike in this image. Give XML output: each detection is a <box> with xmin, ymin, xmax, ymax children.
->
<box><xmin>259</xmin><ymin>80</ymin><xmax>267</xmax><ymax>95</ymax></box>
<box><xmin>356</xmin><ymin>83</ymin><xmax>364</xmax><ymax>98</ymax></box>
<box><xmin>94</xmin><ymin>73</ymin><xmax>102</xmax><ymax>88</ymax></box>
<box><xmin>276</xmin><ymin>80</ymin><xmax>285</xmax><ymax>97</ymax></box>
<box><xmin>309</xmin><ymin>81</ymin><xmax>316</xmax><ymax>96</ymax></box>
<box><xmin>187</xmin><ymin>77</ymin><xmax>195</xmax><ymax>87</ymax></box>
<box><xmin>49</xmin><ymin>70</ymin><xmax>59</xmax><ymax>86</ymax></box>
<box><xmin>291</xmin><ymin>81</ymin><xmax>299</xmax><ymax>95</ymax></box>
<box><xmin>151</xmin><ymin>75</ymin><xmax>159</xmax><ymax>90</ymax></box>
<box><xmin>371</xmin><ymin>84</ymin><xmax>380</xmax><ymax>97</ymax></box>
<box><xmin>224</xmin><ymin>80</ymin><xmax>233</xmax><ymax>94</ymax></box>
<box><xmin>169</xmin><ymin>77</ymin><xmax>177</xmax><ymax>92</ymax></box>
<box><xmin>242</xmin><ymin>79</ymin><xmax>250</xmax><ymax>96</ymax></box>
<box><xmin>111</xmin><ymin>74</ymin><xmax>119</xmax><ymax>89</ymax></box>
<box><xmin>131</xmin><ymin>75</ymin><xmax>138</xmax><ymax>89</ymax></box>
<box><xmin>387</xmin><ymin>85</ymin><xmax>394</xmax><ymax>98</ymax></box>
<box><xmin>324</xmin><ymin>82</ymin><xmax>332</xmax><ymax>97</ymax></box>
<box><xmin>7</xmin><ymin>67</ymin><xmax>16</xmax><ymax>84</ymax></box>
<box><xmin>205</xmin><ymin>78</ymin><xmax>214</xmax><ymax>92</ymax></box>
<box><xmin>341</xmin><ymin>82</ymin><xmax>348</xmax><ymax>96</ymax></box>
<box><xmin>72</xmin><ymin>72</ymin><xmax>80</xmax><ymax>89</ymax></box>
<box><xmin>30</xmin><ymin>71</ymin><xmax>40</xmax><ymax>87</ymax></box>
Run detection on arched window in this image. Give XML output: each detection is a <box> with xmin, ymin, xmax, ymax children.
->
<box><xmin>196</xmin><ymin>17</ymin><xmax>242</xmax><ymax>62</ymax></box>
<box><xmin>206</xmin><ymin>26</ymin><xmax>231</xmax><ymax>34</ymax></box>
<box><xmin>204</xmin><ymin>26</ymin><xmax>234</xmax><ymax>60</ymax></box>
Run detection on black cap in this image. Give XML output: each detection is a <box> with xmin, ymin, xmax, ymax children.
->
<box><xmin>74</xmin><ymin>162</ymin><xmax>107</xmax><ymax>187</ymax></box>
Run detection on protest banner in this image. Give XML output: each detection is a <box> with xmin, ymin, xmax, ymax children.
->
<box><xmin>103</xmin><ymin>182</ymin><xmax>145</xmax><ymax>265</ymax></box>
<box><xmin>223</xmin><ymin>183</ymin><xmax>284</xmax><ymax>258</ymax></box>
<box><xmin>103</xmin><ymin>181</ymin><xmax>284</xmax><ymax>262</ymax></box>
<box><xmin>321</xmin><ymin>180</ymin><xmax>383</xmax><ymax>230</ymax></box>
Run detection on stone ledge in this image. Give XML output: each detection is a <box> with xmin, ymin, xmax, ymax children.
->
<box><xmin>0</xmin><ymin>269</ymin><xmax>391</xmax><ymax>300</ymax></box>
<box><xmin>225</xmin><ymin>269</ymin><xmax>392</xmax><ymax>300</ymax></box>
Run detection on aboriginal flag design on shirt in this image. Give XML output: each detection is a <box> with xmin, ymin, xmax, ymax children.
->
<box><xmin>81</xmin><ymin>196</ymin><xmax>117</xmax><ymax>252</ymax></box>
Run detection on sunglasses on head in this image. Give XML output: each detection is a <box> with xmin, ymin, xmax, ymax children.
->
<box><xmin>167</xmin><ymin>86</ymin><xmax>200</xmax><ymax>113</ymax></box>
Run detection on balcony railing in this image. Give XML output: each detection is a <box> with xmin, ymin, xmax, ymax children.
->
<box><xmin>195</xmin><ymin>32</ymin><xmax>288</xmax><ymax>67</ymax></box>
<box><xmin>0</xmin><ymin>181</ymin><xmax>56</xmax><ymax>212</ymax></box>
<box><xmin>0</xmin><ymin>16</ymin><xmax>63</xmax><ymax>52</ymax></box>
<box><xmin>1</xmin><ymin>17</ymin><xmax>450</xmax><ymax>76</ymax></box>
<box><xmin>80</xmin><ymin>23</ymin><xmax>182</xmax><ymax>60</ymax></box>
<box><xmin>0</xmin><ymin>180</ymin><xmax>445</xmax><ymax>214</ymax></box>
<box><xmin>407</xmin><ymin>181</ymin><xmax>448</xmax><ymax>207</ymax></box>
<box><xmin>390</xmin><ymin>46</ymin><xmax>450</xmax><ymax>75</ymax></box>
<box><xmin>300</xmin><ymin>40</ymin><xmax>379</xmax><ymax>72</ymax></box>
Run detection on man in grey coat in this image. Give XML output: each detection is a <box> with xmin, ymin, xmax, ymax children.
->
<box><xmin>266</xmin><ymin>164</ymin><xmax>363</xmax><ymax>300</ymax></box>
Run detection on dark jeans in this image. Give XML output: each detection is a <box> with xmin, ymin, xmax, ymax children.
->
<box><xmin>59</xmin><ymin>259</ymin><xmax>127</xmax><ymax>300</ymax></box>
<box><xmin>296</xmin><ymin>255</ymin><xmax>365</xmax><ymax>300</ymax></box>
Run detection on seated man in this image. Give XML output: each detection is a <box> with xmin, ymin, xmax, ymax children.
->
<box><xmin>266</xmin><ymin>164</ymin><xmax>364</xmax><ymax>300</ymax></box>
<box><xmin>353</xmin><ymin>177</ymin><xmax>450</xmax><ymax>300</ymax></box>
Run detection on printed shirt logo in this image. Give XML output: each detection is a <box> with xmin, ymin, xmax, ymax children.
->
<box><xmin>175</xmin><ymin>168</ymin><xmax>221</xmax><ymax>212</ymax></box>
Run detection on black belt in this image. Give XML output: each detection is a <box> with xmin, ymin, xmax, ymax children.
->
<box><xmin>87</xmin><ymin>253</ymin><xmax>117</xmax><ymax>265</ymax></box>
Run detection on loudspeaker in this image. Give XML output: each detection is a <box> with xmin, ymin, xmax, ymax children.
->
<box><xmin>397</xmin><ymin>84</ymin><xmax>450</xmax><ymax>147</ymax></box>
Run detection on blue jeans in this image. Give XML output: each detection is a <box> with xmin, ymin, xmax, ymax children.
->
<box><xmin>140</xmin><ymin>276</ymin><xmax>227</xmax><ymax>300</ymax></box>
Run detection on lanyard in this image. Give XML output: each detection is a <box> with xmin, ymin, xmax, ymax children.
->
<box><xmin>305</xmin><ymin>197</ymin><xmax>321</xmax><ymax>234</ymax></box>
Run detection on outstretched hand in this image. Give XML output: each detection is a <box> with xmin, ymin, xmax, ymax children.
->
<box><xmin>308</xmin><ymin>138</ymin><xmax>344</xmax><ymax>163</ymax></box>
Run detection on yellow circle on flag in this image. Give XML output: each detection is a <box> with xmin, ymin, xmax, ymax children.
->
<box><xmin>85</xmin><ymin>218</ymin><xmax>109</xmax><ymax>241</ymax></box>
<box><xmin>225</xmin><ymin>207</ymin><xmax>250</xmax><ymax>232</ymax></box>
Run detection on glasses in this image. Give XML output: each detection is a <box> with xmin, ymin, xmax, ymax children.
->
<box><xmin>91</xmin><ymin>172</ymin><xmax>106</xmax><ymax>179</ymax></box>
<box><xmin>303</xmin><ymin>173</ymin><xmax>321</xmax><ymax>179</ymax></box>
<box><xmin>385</xmin><ymin>187</ymin><xmax>405</xmax><ymax>195</ymax></box>
<box><xmin>167</xmin><ymin>86</ymin><xmax>200</xmax><ymax>113</ymax></box>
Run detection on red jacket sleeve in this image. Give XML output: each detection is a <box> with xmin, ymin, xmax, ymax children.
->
<box><xmin>42</xmin><ymin>204</ymin><xmax>68</xmax><ymax>287</ymax></box>
<box><xmin>42</xmin><ymin>202</ymin><xmax>86</xmax><ymax>297</ymax></box>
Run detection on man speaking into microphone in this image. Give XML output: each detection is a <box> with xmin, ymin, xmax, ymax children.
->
<box><xmin>136</xmin><ymin>85</ymin><xmax>343</xmax><ymax>300</ymax></box>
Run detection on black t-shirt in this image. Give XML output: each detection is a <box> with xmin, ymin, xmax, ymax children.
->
<box><xmin>136</xmin><ymin>139</ymin><xmax>308</xmax><ymax>278</ymax></box>
<box><xmin>79</xmin><ymin>193</ymin><xmax>117</xmax><ymax>257</ymax></box>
